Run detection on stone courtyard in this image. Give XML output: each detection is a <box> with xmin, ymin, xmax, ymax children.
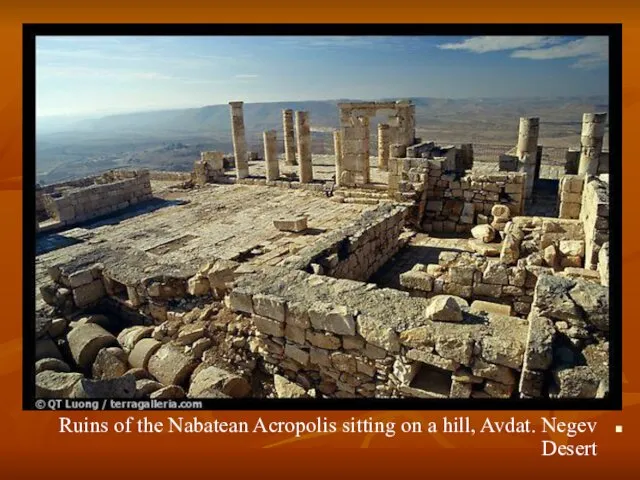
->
<box><xmin>33</xmin><ymin>100</ymin><xmax>611</xmax><ymax>402</ymax></box>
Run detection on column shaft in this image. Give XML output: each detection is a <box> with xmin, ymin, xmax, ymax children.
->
<box><xmin>263</xmin><ymin>130</ymin><xmax>279</xmax><ymax>181</ymax></box>
<box><xmin>295</xmin><ymin>111</ymin><xmax>313</xmax><ymax>183</ymax></box>
<box><xmin>229</xmin><ymin>101</ymin><xmax>248</xmax><ymax>179</ymax></box>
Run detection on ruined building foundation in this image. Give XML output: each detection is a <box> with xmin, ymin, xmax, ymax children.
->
<box><xmin>34</xmin><ymin>98</ymin><xmax>612</xmax><ymax>404</ymax></box>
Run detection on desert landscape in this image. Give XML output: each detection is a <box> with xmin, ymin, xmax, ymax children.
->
<box><xmin>33</xmin><ymin>95</ymin><xmax>611</xmax><ymax>402</ymax></box>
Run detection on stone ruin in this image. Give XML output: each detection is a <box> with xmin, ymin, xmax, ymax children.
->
<box><xmin>34</xmin><ymin>99</ymin><xmax>611</xmax><ymax>402</ymax></box>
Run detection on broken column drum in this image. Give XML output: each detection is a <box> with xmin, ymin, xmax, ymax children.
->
<box><xmin>378</xmin><ymin>123</ymin><xmax>390</xmax><ymax>171</ymax></box>
<box><xmin>229</xmin><ymin>101</ymin><xmax>249</xmax><ymax>179</ymax></box>
<box><xmin>578</xmin><ymin>113</ymin><xmax>607</xmax><ymax>176</ymax></box>
<box><xmin>334</xmin><ymin>129</ymin><xmax>343</xmax><ymax>186</ymax></box>
<box><xmin>516</xmin><ymin>117</ymin><xmax>539</xmax><ymax>202</ymax></box>
<box><xmin>295</xmin><ymin>111</ymin><xmax>313</xmax><ymax>183</ymax></box>
<box><xmin>263</xmin><ymin>130</ymin><xmax>279</xmax><ymax>182</ymax></box>
<box><xmin>282</xmin><ymin>109</ymin><xmax>297</xmax><ymax>166</ymax></box>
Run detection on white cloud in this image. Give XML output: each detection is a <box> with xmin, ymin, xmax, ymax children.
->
<box><xmin>511</xmin><ymin>36</ymin><xmax>608</xmax><ymax>69</ymax></box>
<box><xmin>438</xmin><ymin>36</ymin><xmax>562</xmax><ymax>53</ymax></box>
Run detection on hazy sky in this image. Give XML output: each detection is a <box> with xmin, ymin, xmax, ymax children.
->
<box><xmin>35</xmin><ymin>35</ymin><xmax>609</xmax><ymax>117</ymax></box>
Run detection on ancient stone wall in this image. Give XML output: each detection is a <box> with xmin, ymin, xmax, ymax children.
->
<box><xmin>422</xmin><ymin>162</ymin><xmax>525</xmax><ymax>234</ymax></box>
<box><xmin>147</xmin><ymin>171</ymin><xmax>193</xmax><ymax>182</ymax></box>
<box><xmin>580</xmin><ymin>176</ymin><xmax>609</xmax><ymax>270</ymax></box>
<box><xmin>520</xmin><ymin>274</ymin><xmax>609</xmax><ymax>398</ymax></box>
<box><xmin>283</xmin><ymin>203</ymin><xmax>408</xmax><ymax>283</ymax></box>
<box><xmin>558</xmin><ymin>175</ymin><xmax>584</xmax><ymax>219</ymax></box>
<box><xmin>42</xmin><ymin>170</ymin><xmax>152</xmax><ymax>226</ymax></box>
<box><xmin>227</xmin><ymin>266</ymin><xmax>528</xmax><ymax>399</ymax></box>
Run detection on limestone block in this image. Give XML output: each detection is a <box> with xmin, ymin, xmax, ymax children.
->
<box><xmin>226</xmin><ymin>288</ymin><xmax>253</xmax><ymax>314</ymax></box>
<box><xmin>35</xmin><ymin>357</ymin><xmax>71</xmax><ymax>374</ymax></box>
<box><xmin>523</xmin><ymin>315</ymin><xmax>555</xmax><ymax>370</ymax></box>
<box><xmin>450</xmin><ymin>380</ymin><xmax>473</xmax><ymax>399</ymax></box>
<box><xmin>471</xmin><ymin>358</ymin><xmax>516</xmax><ymax>385</ymax></box>
<box><xmin>552</xmin><ymin>366</ymin><xmax>600</xmax><ymax>398</ymax></box>
<box><xmin>135</xmin><ymin>379</ymin><xmax>164</xmax><ymax>398</ymax></box>
<box><xmin>500</xmin><ymin>234</ymin><xmax>520</xmax><ymax>265</ymax></box>
<box><xmin>491</xmin><ymin>204</ymin><xmax>511</xmax><ymax>220</ymax></box>
<box><xmin>252</xmin><ymin>294</ymin><xmax>287</xmax><ymax>322</ymax></box>
<box><xmin>356</xmin><ymin>314</ymin><xmax>400</xmax><ymax>353</ymax></box>
<box><xmin>306</xmin><ymin>330</ymin><xmax>341</xmax><ymax>350</ymax></box>
<box><xmin>67</xmin><ymin>323</ymin><xmax>118</xmax><ymax>370</ymax></box>
<box><xmin>150</xmin><ymin>385</ymin><xmax>186</xmax><ymax>400</ymax></box>
<box><xmin>117</xmin><ymin>326</ymin><xmax>154</xmax><ymax>353</ymax></box>
<box><xmin>435</xmin><ymin>335</ymin><xmax>474</xmax><ymax>365</ymax></box>
<box><xmin>470</xmin><ymin>300</ymin><xmax>511</xmax><ymax>317</ymax></box>
<box><xmin>68</xmin><ymin>269</ymin><xmax>94</xmax><ymax>288</ymax></box>
<box><xmin>274</xmin><ymin>375</ymin><xmax>307</xmax><ymax>398</ymax></box>
<box><xmin>72</xmin><ymin>374</ymin><xmax>136</xmax><ymax>399</ymax></box>
<box><xmin>405</xmin><ymin>349</ymin><xmax>458</xmax><ymax>371</ymax></box>
<box><xmin>471</xmin><ymin>224</ymin><xmax>496</xmax><ymax>243</ymax></box>
<box><xmin>309</xmin><ymin>303</ymin><xmax>356</xmax><ymax>336</ymax></box>
<box><xmin>310</xmin><ymin>347</ymin><xmax>331</xmax><ymax>366</ymax></box>
<box><xmin>129</xmin><ymin>338</ymin><xmax>163</xmax><ymax>370</ymax></box>
<box><xmin>284</xmin><ymin>343</ymin><xmax>310</xmax><ymax>366</ymax></box>
<box><xmin>424</xmin><ymin>295</ymin><xmax>464</xmax><ymax>322</ymax></box>
<box><xmin>568</xmin><ymin>280</ymin><xmax>609</xmax><ymax>332</ymax></box>
<box><xmin>483</xmin><ymin>262</ymin><xmax>509</xmax><ymax>285</ymax></box>
<box><xmin>147</xmin><ymin>343</ymin><xmax>198</xmax><ymax>387</ymax></box>
<box><xmin>273</xmin><ymin>216</ymin><xmax>308</xmax><ymax>233</ymax></box>
<box><xmin>36</xmin><ymin>371</ymin><xmax>84</xmax><ymax>398</ymax></box>
<box><xmin>188</xmin><ymin>366</ymin><xmax>251</xmax><ymax>398</ymax></box>
<box><xmin>187</xmin><ymin>274</ymin><xmax>210</xmax><ymax>296</ymax></box>
<box><xmin>559</xmin><ymin>240</ymin><xmax>585</xmax><ymax>257</ymax></box>
<box><xmin>252</xmin><ymin>314</ymin><xmax>285</xmax><ymax>337</ymax></box>
<box><xmin>92</xmin><ymin>347</ymin><xmax>128</xmax><ymax>380</ymax></box>
<box><xmin>399</xmin><ymin>270</ymin><xmax>434</xmax><ymax>291</ymax></box>
<box><xmin>72</xmin><ymin>279</ymin><xmax>106</xmax><ymax>308</ymax></box>
<box><xmin>392</xmin><ymin>358</ymin><xmax>420</xmax><ymax>385</ymax></box>
<box><xmin>331</xmin><ymin>352</ymin><xmax>357</xmax><ymax>373</ymax></box>
<box><xmin>484</xmin><ymin>380</ymin><xmax>514</xmax><ymax>398</ymax></box>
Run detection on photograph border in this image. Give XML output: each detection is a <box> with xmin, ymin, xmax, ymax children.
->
<box><xmin>23</xmin><ymin>23</ymin><xmax>622</xmax><ymax>411</ymax></box>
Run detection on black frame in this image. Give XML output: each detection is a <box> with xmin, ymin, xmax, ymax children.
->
<box><xmin>23</xmin><ymin>24</ymin><xmax>622</xmax><ymax>410</ymax></box>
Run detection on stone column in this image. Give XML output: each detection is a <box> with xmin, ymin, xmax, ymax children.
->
<box><xmin>360</xmin><ymin>116</ymin><xmax>370</xmax><ymax>184</ymax></box>
<box><xmin>282</xmin><ymin>109</ymin><xmax>297</xmax><ymax>166</ymax></box>
<box><xmin>333</xmin><ymin>129</ymin><xmax>343</xmax><ymax>186</ymax></box>
<box><xmin>516</xmin><ymin>117</ymin><xmax>539</xmax><ymax>202</ymax></box>
<box><xmin>229</xmin><ymin>101</ymin><xmax>248</xmax><ymax>179</ymax></box>
<box><xmin>578</xmin><ymin>113</ymin><xmax>607</xmax><ymax>176</ymax></box>
<box><xmin>263</xmin><ymin>130</ymin><xmax>279</xmax><ymax>182</ymax></box>
<box><xmin>295</xmin><ymin>111</ymin><xmax>313</xmax><ymax>183</ymax></box>
<box><xmin>377</xmin><ymin>123</ymin><xmax>390</xmax><ymax>171</ymax></box>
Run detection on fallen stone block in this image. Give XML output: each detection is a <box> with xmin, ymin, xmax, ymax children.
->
<box><xmin>552</xmin><ymin>366</ymin><xmax>600</xmax><ymax>399</ymax></box>
<box><xmin>424</xmin><ymin>295</ymin><xmax>465</xmax><ymax>322</ymax></box>
<box><xmin>357</xmin><ymin>314</ymin><xmax>400</xmax><ymax>353</ymax></box>
<box><xmin>399</xmin><ymin>270</ymin><xmax>434</xmax><ymax>291</ymax></box>
<box><xmin>35</xmin><ymin>357</ymin><xmax>71</xmax><ymax>375</ymax></box>
<box><xmin>129</xmin><ymin>338</ymin><xmax>163</xmax><ymax>370</ymax></box>
<box><xmin>92</xmin><ymin>347</ymin><xmax>128</xmax><ymax>380</ymax></box>
<box><xmin>188</xmin><ymin>365</ymin><xmax>251</xmax><ymax>398</ymax></box>
<box><xmin>274</xmin><ymin>374</ymin><xmax>308</xmax><ymax>398</ymax></box>
<box><xmin>36</xmin><ymin>371</ymin><xmax>84</xmax><ymax>398</ymax></box>
<box><xmin>470</xmin><ymin>300</ymin><xmax>512</xmax><ymax>317</ymax></box>
<box><xmin>72</xmin><ymin>373</ymin><xmax>136</xmax><ymax>399</ymax></box>
<box><xmin>35</xmin><ymin>337</ymin><xmax>62</xmax><ymax>361</ymax></box>
<box><xmin>273</xmin><ymin>216</ymin><xmax>308</xmax><ymax>232</ymax></box>
<box><xmin>468</xmin><ymin>239</ymin><xmax>500</xmax><ymax>257</ymax></box>
<box><xmin>148</xmin><ymin>343</ymin><xmax>198</xmax><ymax>387</ymax></box>
<box><xmin>67</xmin><ymin>323</ymin><xmax>118</xmax><ymax>370</ymax></box>
<box><xmin>72</xmin><ymin>279</ymin><xmax>106</xmax><ymax>308</ymax></box>
<box><xmin>135</xmin><ymin>379</ymin><xmax>164</xmax><ymax>398</ymax></box>
<box><xmin>150</xmin><ymin>385</ymin><xmax>186</xmax><ymax>400</ymax></box>
<box><xmin>117</xmin><ymin>326</ymin><xmax>154</xmax><ymax>353</ymax></box>
<box><xmin>471</xmin><ymin>224</ymin><xmax>496</xmax><ymax>243</ymax></box>
<box><xmin>523</xmin><ymin>315</ymin><xmax>555</xmax><ymax>371</ymax></box>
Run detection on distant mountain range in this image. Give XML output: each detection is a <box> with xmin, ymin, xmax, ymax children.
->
<box><xmin>35</xmin><ymin>95</ymin><xmax>609</xmax><ymax>185</ymax></box>
<box><xmin>37</xmin><ymin>96</ymin><xmax>609</xmax><ymax>136</ymax></box>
